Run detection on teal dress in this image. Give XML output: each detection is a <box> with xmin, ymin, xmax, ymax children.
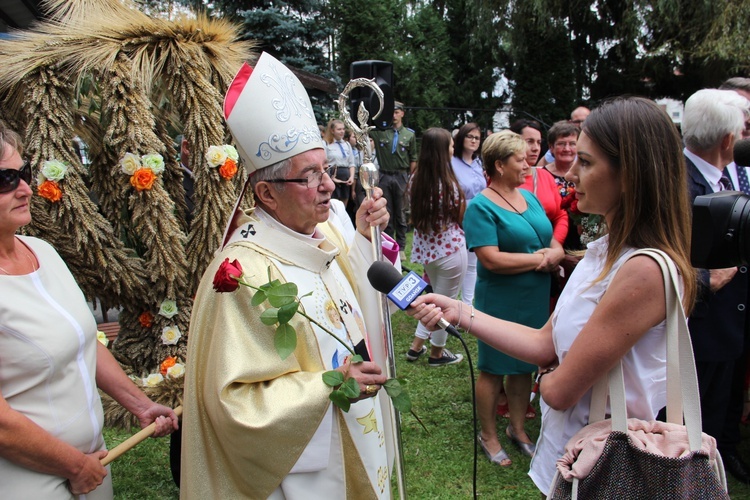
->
<box><xmin>465</xmin><ymin>190</ymin><xmax>553</xmax><ymax>375</ymax></box>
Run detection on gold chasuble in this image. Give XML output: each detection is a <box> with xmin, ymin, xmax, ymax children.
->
<box><xmin>181</xmin><ymin>208</ymin><xmax>392</xmax><ymax>499</ymax></box>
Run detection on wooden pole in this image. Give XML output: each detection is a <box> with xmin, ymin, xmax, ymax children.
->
<box><xmin>101</xmin><ymin>406</ymin><xmax>182</xmax><ymax>466</ymax></box>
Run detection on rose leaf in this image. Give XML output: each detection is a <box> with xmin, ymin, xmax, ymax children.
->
<box><xmin>260</xmin><ymin>308</ymin><xmax>279</xmax><ymax>325</ymax></box>
<box><xmin>250</xmin><ymin>290</ymin><xmax>267</xmax><ymax>307</ymax></box>
<box><xmin>383</xmin><ymin>378</ymin><xmax>402</xmax><ymax>397</ymax></box>
<box><xmin>277</xmin><ymin>301</ymin><xmax>299</xmax><ymax>324</ymax></box>
<box><xmin>322</xmin><ymin>370</ymin><xmax>345</xmax><ymax>387</ymax></box>
<box><xmin>329</xmin><ymin>390</ymin><xmax>351</xmax><ymax>412</ymax></box>
<box><xmin>341</xmin><ymin>377</ymin><xmax>361</xmax><ymax>399</ymax></box>
<box><xmin>274</xmin><ymin>323</ymin><xmax>297</xmax><ymax>359</ymax></box>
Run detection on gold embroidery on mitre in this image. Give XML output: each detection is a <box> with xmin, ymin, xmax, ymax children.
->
<box><xmin>378</xmin><ymin>430</ymin><xmax>385</xmax><ymax>447</ymax></box>
<box><xmin>356</xmin><ymin>408</ymin><xmax>379</xmax><ymax>434</ymax></box>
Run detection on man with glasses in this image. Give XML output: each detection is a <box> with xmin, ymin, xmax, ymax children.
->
<box><xmin>181</xmin><ymin>53</ymin><xmax>398</xmax><ymax>499</ymax></box>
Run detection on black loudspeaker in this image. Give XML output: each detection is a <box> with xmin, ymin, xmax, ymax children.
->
<box><xmin>350</xmin><ymin>60</ymin><xmax>394</xmax><ymax>130</ymax></box>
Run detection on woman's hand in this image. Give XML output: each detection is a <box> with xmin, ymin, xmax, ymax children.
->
<box><xmin>356</xmin><ymin>187</ymin><xmax>389</xmax><ymax>238</ymax></box>
<box><xmin>407</xmin><ymin>294</ymin><xmax>461</xmax><ymax>331</ymax></box>
<box><xmin>68</xmin><ymin>450</ymin><xmax>108</xmax><ymax>495</ymax></box>
<box><xmin>346</xmin><ymin>176</ymin><xmax>355</xmax><ymax>186</ymax></box>
<box><xmin>535</xmin><ymin>246</ymin><xmax>565</xmax><ymax>272</ymax></box>
<box><xmin>133</xmin><ymin>402</ymin><xmax>179</xmax><ymax>437</ymax></box>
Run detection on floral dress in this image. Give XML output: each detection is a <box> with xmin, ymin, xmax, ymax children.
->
<box><xmin>410</xmin><ymin>183</ymin><xmax>465</xmax><ymax>265</ymax></box>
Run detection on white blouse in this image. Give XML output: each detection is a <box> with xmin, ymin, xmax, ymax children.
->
<box><xmin>528</xmin><ymin>235</ymin><xmax>677</xmax><ymax>495</ymax></box>
<box><xmin>0</xmin><ymin>236</ymin><xmax>112</xmax><ymax>498</ymax></box>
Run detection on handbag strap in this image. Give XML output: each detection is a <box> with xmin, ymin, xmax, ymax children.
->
<box><xmin>588</xmin><ymin>248</ymin><xmax>703</xmax><ymax>452</ymax></box>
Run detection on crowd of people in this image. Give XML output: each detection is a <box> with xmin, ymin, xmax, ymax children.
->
<box><xmin>3</xmin><ymin>45</ymin><xmax>750</xmax><ymax>498</ymax></box>
<box><xmin>318</xmin><ymin>77</ymin><xmax>750</xmax><ymax>494</ymax></box>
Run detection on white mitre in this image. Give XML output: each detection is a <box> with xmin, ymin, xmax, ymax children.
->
<box><xmin>224</xmin><ymin>52</ymin><xmax>324</xmax><ymax>173</ymax></box>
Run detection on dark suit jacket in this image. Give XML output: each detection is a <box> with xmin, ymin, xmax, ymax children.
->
<box><xmin>685</xmin><ymin>155</ymin><xmax>748</xmax><ymax>362</ymax></box>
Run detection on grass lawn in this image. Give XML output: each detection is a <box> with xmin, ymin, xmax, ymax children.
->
<box><xmin>104</xmin><ymin>231</ymin><xmax>750</xmax><ymax>499</ymax></box>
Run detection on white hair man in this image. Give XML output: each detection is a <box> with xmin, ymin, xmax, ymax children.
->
<box><xmin>682</xmin><ymin>87</ymin><xmax>750</xmax><ymax>484</ymax></box>
<box><xmin>181</xmin><ymin>53</ymin><xmax>398</xmax><ymax>499</ymax></box>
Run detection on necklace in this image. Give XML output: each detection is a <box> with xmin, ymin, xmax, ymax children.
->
<box><xmin>0</xmin><ymin>244</ymin><xmax>37</xmax><ymax>276</ymax></box>
<box><xmin>487</xmin><ymin>185</ymin><xmax>522</xmax><ymax>214</ymax></box>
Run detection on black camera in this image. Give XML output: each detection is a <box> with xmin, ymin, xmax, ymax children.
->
<box><xmin>691</xmin><ymin>138</ymin><xmax>750</xmax><ymax>268</ymax></box>
<box><xmin>692</xmin><ymin>192</ymin><xmax>750</xmax><ymax>268</ymax></box>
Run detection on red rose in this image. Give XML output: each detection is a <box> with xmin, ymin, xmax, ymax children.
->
<box><xmin>213</xmin><ymin>258</ymin><xmax>243</xmax><ymax>292</ymax></box>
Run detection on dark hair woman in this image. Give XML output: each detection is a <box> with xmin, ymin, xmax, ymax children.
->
<box><xmin>405</xmin><ymin>127</ymin><xmax>466</xmax><ymax>367</ymax></box>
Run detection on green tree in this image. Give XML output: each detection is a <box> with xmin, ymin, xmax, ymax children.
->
<box><xmin>327</xmin><ymin>0</ymin><xmax>405</xmax><ymax>84</ymax></box>
<box><xmin>640</xmin><ymin>0</ymin><xmax>735</xmax><ymax>100</ymax></box>
<box><xmin>505</xmin><ymin>2</ymin><xmax>577</xmax><ymax>126</ymax></box>
<box><xmin>444</xmin><ymin>0</ymin><xmax>509</xmax><ymax>131</ymax></box>
<box><xmin>233</xmin><ymin>1</ymin><xmax>338</xmax><ymax>120</ymax></box>
<box><xmin>395</xmin><ymin>1</ymin><xmax>455</xmax><ymax>132</ymax></box>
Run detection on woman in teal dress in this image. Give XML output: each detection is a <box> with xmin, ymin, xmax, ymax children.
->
<box><xmin>465</xmin><ymin>130</ymin><xmax>564</xmax><ymax>466</ymax></box>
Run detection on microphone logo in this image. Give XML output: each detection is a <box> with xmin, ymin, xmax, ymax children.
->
<box><xmin>388</xmin><ymin>271</ymin><xmax>428</xmax><ymax>310</ymax></box>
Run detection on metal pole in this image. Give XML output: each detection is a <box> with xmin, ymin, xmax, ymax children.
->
<box><xmin>339</xmin><ymin>81</ymin><xmax>406</xmax><ymax>499</ymax></box>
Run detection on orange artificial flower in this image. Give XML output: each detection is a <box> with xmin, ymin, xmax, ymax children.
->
<box><xmin>38</xmin><ymin>180</ymin><xmax>62</xmax><ymax>202</ymax></box>
<box><xmin>130</xmin><ymin>168</ymin><xmax>156</xmax><ymax>191</ymax></box>
<box><xmin>219</xmin><ymin>158</ymin><xmax>238</xmax><ymax>180</ymax></box>
<box><xmin>139</xmin><ymin>311</ymin><xmax>155</xmax><ymax>329</ymax></box>
<box><xmin>160</xmin><ymin>356</ymin><xmax>177</xmax><ymax>376</ymax></box>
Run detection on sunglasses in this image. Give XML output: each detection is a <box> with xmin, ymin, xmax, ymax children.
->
<box><xmin>0</xmin><ymin>160</ymin><xmax>32</xmax><ymax>194</ymax></box>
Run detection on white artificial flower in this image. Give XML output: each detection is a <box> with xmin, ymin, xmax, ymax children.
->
<box><xmin>41</xmin><ymin>159</ymin><xmax>69</xmax><ymax>181</ymax></box>
<box><xmin>161</xmin><ymin>325</ymin><xmax>182</xmax><ymax>345</ymax></box>
<box><xmin>205</xmin><ymin>145</ymin><xmax>228</xmax><ymax>168</ymax></box>
<box><xmin>166</xmin><ymin>363</ymin><xmax>186</xmax><ymax>379</ymax></box>
<box><xmin>120</xmin><ymin>152</ymin><xmax>142</xmax><ymax>175</ymax></box>
<box><xmin>143</xmin><ymin>373</ymin><xmax>164</xmax><ymax>387</ymax></box>
<box><xmin>223</xmin><ymin>144</ymin><xmax>239</xmax><ymax>162</ymax></box>
<box><xmin>96</xmin><ymin>330</ymin><xmax>109</xmax><ymax>347</ymax></box>
<box><xmin>158</xmin><ymin>299</ymin><xmax>178</xmax><ymax>319</ymax></box>
<box><xmin>141</xmin><ymin>153</ymin><xmax>165</xmax><ymax>174</ymax></box>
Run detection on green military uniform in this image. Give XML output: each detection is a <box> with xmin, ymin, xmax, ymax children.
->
<box><xmin>371</xmin><ymin>126</ymin><xmax>418</xmax><ymax>248</ymax></box>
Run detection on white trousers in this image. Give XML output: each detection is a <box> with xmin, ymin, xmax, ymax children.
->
<box><xmin>461</xmin><ymin>249</ymin><xmax>477</xmax><ymax>305</ymax></box>
<box><xmin>414</xmin><ymin>247</ymin><xmax>468</xmax><ymax>347</ymax></box>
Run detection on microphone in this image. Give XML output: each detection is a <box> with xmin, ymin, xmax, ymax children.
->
<box><xmin>367</xmin><ymin>261</ymin><xmax>462</xmax><ymax>338</ymax></box>
<box><xmin>734</xmin><ymin>138</ymin><xmax>750</xmax><ymax>167</ymax></box>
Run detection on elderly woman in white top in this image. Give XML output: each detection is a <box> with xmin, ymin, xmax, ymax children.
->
<box><xmin>0</xmin><ymin>122</ymin><xmax>178</xmax><ymax>498</ymax></box>
<box><xmin>406</xmin><ymin>97</ymin><xmax>697</xmax><ymax>495</ymax></box>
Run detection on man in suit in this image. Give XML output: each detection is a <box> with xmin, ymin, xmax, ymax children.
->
<box><xmin>682</xmin><ymin>88</ymin><xmax>750</xmax><ymax>483</ymax></box>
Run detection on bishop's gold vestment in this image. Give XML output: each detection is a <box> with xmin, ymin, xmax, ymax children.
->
<box><xmin>181</xmin><ymin>208</ymin><xmax>393</xmax><ymax>499</ymax></box>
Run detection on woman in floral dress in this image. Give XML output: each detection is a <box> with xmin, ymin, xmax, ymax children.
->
<box><xmin>405</xmin><ymin>128</ymin><xmax>466</xmax><ymax>367</ymax></box>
